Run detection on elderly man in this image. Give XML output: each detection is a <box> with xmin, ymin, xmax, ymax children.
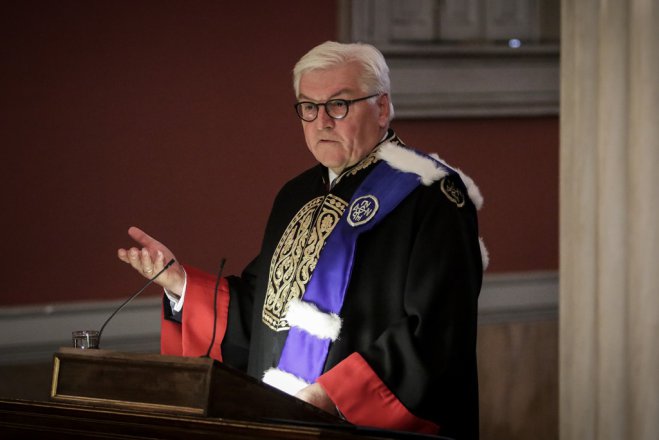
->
<box><xmin>119</xmin><ymin>41</ymin><xmax>485</xmax><ymax>439</ymax></box>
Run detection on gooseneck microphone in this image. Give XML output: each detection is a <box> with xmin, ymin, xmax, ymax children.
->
<box><xmin>203</xmin><ymin>258</ymin><xmax>227</xmax><ymax>358</ymax></box>
<box><xmin>97</xmin><ymin>258</ymin><xmax>176</xmax><ymax>347</ymax></box>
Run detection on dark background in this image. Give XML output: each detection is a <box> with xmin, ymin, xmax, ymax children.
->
<box><xmin>1</xmin><ymin>1</ymin><xmax>558</xmax><ymax>306</ymax></box>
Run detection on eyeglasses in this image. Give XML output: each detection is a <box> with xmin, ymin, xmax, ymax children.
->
<box><xmin>294</xmin><ymin>94</ymin><xmax>379</xmax><ymax>122</ymax></box>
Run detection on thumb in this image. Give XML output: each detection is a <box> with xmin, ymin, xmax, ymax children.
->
<box><xmin>127</xmin><ymin>226</ymin><xmax>156</xmax><ymax>247</ymax></box>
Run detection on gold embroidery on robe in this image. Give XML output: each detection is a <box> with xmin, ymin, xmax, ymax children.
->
<box><xmin>440</xmin><ymin>177</ymin><xmax>466</xmax><ymax>207</ymax></box>
<box><xmin>332</xmin><ymin>149</ymin><xmax>380</xmax><ymax>187</ymax></box>
<box><xmin>262</xmin><ymin>194</ymin><xmax>348</xmax><ymax>331</ymax></box>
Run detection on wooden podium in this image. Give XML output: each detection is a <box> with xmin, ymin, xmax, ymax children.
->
<box><xmin>0</xmin><ymin>348</ymin><xmax>445</xmax><ymax>439</ymax></box>
<box><xmin>50</xmin><ymin>347</ymin><xmax>342</xmax><ymax>425</ymax></box>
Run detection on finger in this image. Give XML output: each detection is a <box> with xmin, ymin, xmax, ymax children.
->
<box><xmin>117</xmin><ymin>248</ymin><xmax>130</xmax><ymax>264</ymax></box>
<box><xmin>127</xmin><ymin>247</ymin><xmax>145</xmax><ymax>273</ymax></box>
<box><xmin>152</xmin><ymin>250</ymin><xmax>165</xmax><ymax>274</ymax></box>
<box><xmin>128</xmin><ymin>226</ymin><xmax>156</xmax><ymax>248</ymax></box>
<box><xmin>140</xmin><ymin>248</ymin><xmax>155</xmax><ymax>277</ymax></box>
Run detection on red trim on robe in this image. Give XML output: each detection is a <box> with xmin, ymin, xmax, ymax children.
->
<box><xmin>160</xmin><ymin>265</ymin><xmax>229</xmax><ymax>362</ymax></box>
<box><xmin>317</xmin><ymin>352</ymin><xmax>440</xmax><ymax>435</ymax></box>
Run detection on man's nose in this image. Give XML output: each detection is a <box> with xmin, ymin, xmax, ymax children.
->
<box><xmin>316</xmin><ymin>105</ymin><xmax>335</xmax><ymax>127</ymax></box>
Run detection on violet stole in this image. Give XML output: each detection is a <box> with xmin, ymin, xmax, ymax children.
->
<box><xmin>276</xmin><ymin>159</ymin><xmax>443</xmax><ymax>383</ymax></box>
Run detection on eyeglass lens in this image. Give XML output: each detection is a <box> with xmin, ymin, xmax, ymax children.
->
<box><xmin>297</xmin><ymin>100</ymin><xmax>349</xmax><ymax>121</ymax></box>
<box><xmin>294</xmin><ymin>94</ymin><xmax>378</xmax><ymax>122</ymax></box>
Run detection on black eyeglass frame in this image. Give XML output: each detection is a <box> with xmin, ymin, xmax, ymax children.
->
<box><xmin>294</xmin><ymin>94</ymin><xmax>379</xmax><ymax>122</ymax></box>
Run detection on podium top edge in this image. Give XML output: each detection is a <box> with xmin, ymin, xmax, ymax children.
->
<box><xmin>54</xmin><ymin>347</ymin><xmax>215</xmax><ymax>367</ymax></box>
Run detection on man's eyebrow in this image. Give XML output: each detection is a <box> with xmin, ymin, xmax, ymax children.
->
<box><xmin>298</xmin><ymin>89</ymin><xmax>354</xmax><ymax>102</ymax></box>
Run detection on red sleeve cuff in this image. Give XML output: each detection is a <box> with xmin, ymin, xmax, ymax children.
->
<box><xmin>317</xmin><ymin>352</ymin><xmax>439</xmax><ymax>435</ymax></box>
<box><xmin>160</xmin><ymin>265</ymin><xmax>230</xmax><ymax>362</ymax></box>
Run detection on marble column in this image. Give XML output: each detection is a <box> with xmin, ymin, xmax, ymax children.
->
<box><xmin>560</xmin><ymin>0</ymin><xmax>658</xmax><ymax>439</ymax></box>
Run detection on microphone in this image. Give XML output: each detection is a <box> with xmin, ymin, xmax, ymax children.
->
<box><xmin>96</xmin><ymin>258</ymin><xmax>176</xmax><ymax>347</ymax></box>
<box><xmin>203</xmin><ymin>257</ymin><xmax>226</xmax><ymax>358</ymax></box>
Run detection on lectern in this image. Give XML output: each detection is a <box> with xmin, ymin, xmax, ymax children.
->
<box><xmin>50</xmin><ymin>347</ymin><xmax>342</xmax><ymax>424</ymax></box>
<box><xmin>0</xmin><ymin>348</ymin><xmax>446</xmax><ymax>439</ymax></box>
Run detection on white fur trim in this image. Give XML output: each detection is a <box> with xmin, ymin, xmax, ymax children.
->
<box><xmin>479</xmin><ymin>237</ymin><xmax>490</xmax><ymax>271</ymax></box>
<box><xmin>380</xmin><ymin>142</ymin><xmax>489</xmax><ymax>271</ymax></box>
<box><xmin>377</xmin><ymin>142</ymin><xmax>447</xmax><ymax>186</ymax></box>
<box><xmin>433</xmin><ymin>156</ymin><xmax>484</xmax><ymax>211</ymax></box>
<box><xmin>455</xmin><ymin>168</ymin><xmax>484</xmax><ymax>210</ymax></box>
<box><xmin>285</xmin><ymin>298</ymin><xmax>342</xmax><ymax>341</ymax></box>
<box><xmin>380</xmin><ymin>143</ymin><xmax>484</xmax><ymax>210</ymax></box>
<box><xmin>262</xmin><ymin>368</ymin><xmax>310</xmax><ymax>396</ymax></box>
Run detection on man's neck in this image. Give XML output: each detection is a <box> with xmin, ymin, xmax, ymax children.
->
<box><xmin>327</xmin><ymin>129</ymin><xmax>392</xmax><ymax>177</ymax></box>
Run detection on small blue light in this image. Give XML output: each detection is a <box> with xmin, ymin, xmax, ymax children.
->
<box><xmin>508</xmin><ymin>38</ymin><xmax>522</xmax><ymax>49</ymax></box>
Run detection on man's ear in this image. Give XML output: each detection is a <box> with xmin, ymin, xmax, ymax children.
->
<box><xmin>377</xmin><ymin>93</ymin><xmax>391</xmax><ymax>127</ymax></box>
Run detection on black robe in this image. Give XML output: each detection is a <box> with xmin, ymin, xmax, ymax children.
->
<box><xmin>215</xmin><ymin>131</ymin><xmax>483</xmax><ymax>439</ymax></box>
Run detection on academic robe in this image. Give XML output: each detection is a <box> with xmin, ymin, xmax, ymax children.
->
<box><xmin>161</xmin><ymin>130</ymin><xmax>483</xmax><ymax>440</ymax></box>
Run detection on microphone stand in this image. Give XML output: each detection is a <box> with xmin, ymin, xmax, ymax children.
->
<box><xmin>97</xmin><ymin>258</ymin><xmax>176</xmax><ymax>347</ymax></box>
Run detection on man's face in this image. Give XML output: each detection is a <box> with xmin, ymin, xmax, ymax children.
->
<box><xmin>298</xmin><ymin>62</ymin><xmax>390</xmax><ymax>175</ymax></box>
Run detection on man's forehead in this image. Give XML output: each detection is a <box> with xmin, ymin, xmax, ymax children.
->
<box><xmin>298</xmin><ymin>66</ymin><xmax>364</xmax><ymax>100</ymax></box>
<box><xmin>298</xmin><ymin>87</ymin><xmax>356</xmax><ymax>101</ymax></box>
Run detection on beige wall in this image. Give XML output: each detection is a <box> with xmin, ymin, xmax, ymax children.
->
<box><xmin>479</xmin><ymin>319</ymin><xmax>558</xmax><ymax>440</ymax></box>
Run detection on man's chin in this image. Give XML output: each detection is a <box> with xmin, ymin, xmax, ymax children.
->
<box><xmin>318</xmin><ymin>158</ymin><xmax>348</xmax><ymax>174</ymax></box>
<box><xmin>313</xmin><ymin>152</ymin><xmax>345</xmax><ymax>168</ymax></box>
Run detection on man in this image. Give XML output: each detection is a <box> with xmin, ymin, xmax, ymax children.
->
<box><xmin>118</xmin><ymin>41</ymin><xmax>485</xmax><ymax>439</ymax></box>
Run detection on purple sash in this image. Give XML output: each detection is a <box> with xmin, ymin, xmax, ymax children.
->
<box><xmin>276</xmin><ymin>156</ymin><xmax>452</xmax><ymax>384</ymax></box>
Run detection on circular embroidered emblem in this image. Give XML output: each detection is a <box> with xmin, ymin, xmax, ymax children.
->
<box><xmin>441</xmin><ymin>178</ymin><xmax>465</xmax><ymax>207</ymax></box>
<box><xmin>347</xmin><ymin>195</ymin><xmax>379</xmax><ymax>227</ymax></box>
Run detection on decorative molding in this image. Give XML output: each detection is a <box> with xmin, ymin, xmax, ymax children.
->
<box><xmin>478</xmin><ymin>271</ymin><xmax>558</xmax><ymax>324</ymax></box>
<box><xmin>340</xmin><ymin>0</ymin><xmax>560</xmax><ymax>118</ymax></box>
<box><xmin>0</xmin><ymin>271</ymin><xmax>558</xmax><ymax>365</ymax></box>
<box><xmin>387</xmin><ymin>49</ymin><xmax>559</xmax><ymax>118</ymax></box>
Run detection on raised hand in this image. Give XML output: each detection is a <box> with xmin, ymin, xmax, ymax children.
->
<box><xmin>117</xmin><ymin>226</ymin><xmax>186</xmax><ymax>296</ymax></box>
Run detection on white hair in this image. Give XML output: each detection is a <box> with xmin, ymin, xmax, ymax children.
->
<box><xmin>293</xmin><ymin>41</ymin><xmax>395</xmax><ymax>121</ymax></box>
